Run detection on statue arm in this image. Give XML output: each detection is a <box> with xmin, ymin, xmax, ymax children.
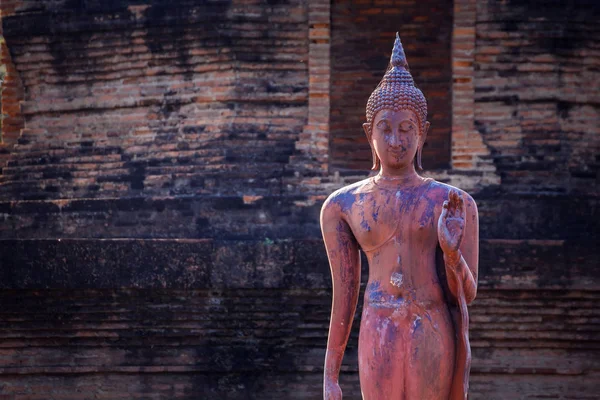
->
<box><xmin>443</xmin><ymin>194</ymin><xmax>479</xmax><ymax>305</ymax></box>
<box><xmin>320</xmin><ymin>198</ymin><xmax>361</xmax><ymax>388</ymax></box>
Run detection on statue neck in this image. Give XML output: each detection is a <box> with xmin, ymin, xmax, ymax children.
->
<box><xmin>375</xmin><ymin>164</ymin><xmax>423</xmax><ymax>187</ymax></box>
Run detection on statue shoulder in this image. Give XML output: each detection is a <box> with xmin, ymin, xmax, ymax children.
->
<box><xmin>321</xmin><ymin>177</ymin><xmax>373</xmax><ymax>218</ymax></box>
<box><xmin>427</xmin><ymin>180</ymin><xmax>478</xmax><ymax>215</ymax></box>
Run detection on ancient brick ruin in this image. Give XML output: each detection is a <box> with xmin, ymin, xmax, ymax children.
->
<box><xmin>0</xmin><ymin>0</ymin><xmax>598</xmax><ymax>399</ymax></box>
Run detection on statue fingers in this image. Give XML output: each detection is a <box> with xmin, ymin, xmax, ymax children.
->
<box><xmin>438</xmin><ymin>202</ymin><xmax>450</xmax><ymax>245</ymax></box>
<box><xmin>458</xmin><ymin>193</ymin><xmax>467</xmax><ymax>221</ymax></box>
<box><xmin>448</xmin><ymin>189</ymin><xmax>459</xmax><ymax>217</ymax></box>
<box><xmin>440</xmin><ymin>200</ymin><xmax>449</xmax><ymax>222</ymax></box>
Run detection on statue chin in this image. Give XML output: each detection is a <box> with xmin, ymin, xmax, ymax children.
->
<box><xmin>380</xmin><ymin>155</ymin><xmax>415</xmax><ymax>171</ymax></box>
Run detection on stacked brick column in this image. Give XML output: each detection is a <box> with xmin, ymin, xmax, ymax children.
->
<box><xmin>451</xmin><ymin>0</ymin><xmax>498</xmax><ymax>183</ymax></box>
<box><xmin>0</xmin><ymin>6</ymin><xmax>25</xmax><ymax>166</ymax></box>
<box><xmin>291</xmin><ymin>0</ymin><xmax>330</xmax><ymax>175</ymax></box>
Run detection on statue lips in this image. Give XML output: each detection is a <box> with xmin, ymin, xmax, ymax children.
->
<box><xmin>388</xmin><ymin>148</ymin><xmax>406</xmax><ymax>159</ymax></box>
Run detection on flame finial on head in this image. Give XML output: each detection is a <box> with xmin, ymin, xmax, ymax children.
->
<box><xmin>390</xmin><ymin>32</ymin><xmax>409</xmax><ymax>70</ymax></box>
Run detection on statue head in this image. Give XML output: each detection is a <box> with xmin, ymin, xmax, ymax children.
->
<box><xmin>362</xmin><ymin>33</ymin><xmax>430</xmax><ymax>172</ymax></box>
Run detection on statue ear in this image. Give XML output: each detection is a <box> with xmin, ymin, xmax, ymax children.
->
<box><xmin>416</xmin><ymin>121</ymin><xmax>430</xmax><ymax>171</ymax></box>
<box><xmin>421</xmin><ymin>121</ymin><xmax>430</xmax><ymax>147</ymax></box>
<box><xmin>362</xmin><ymin>123</ymin><xmax>372</xmax><ymax>140</ymax></box>
<box><xmin>363</xmin><ymin>123</ymin><xmax>380</xmax><ymax>171</ymax></box>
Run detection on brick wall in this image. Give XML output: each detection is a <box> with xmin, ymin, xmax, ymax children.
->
<box><xmin>0</xmin><ymin>14</ymin><xmax>25</xmax><ymax>166</ymax></box>
<box><xmin>0</xmin><ymin>0</ymin><xmax>309</xmax><ymax>200</ymax></box>
<box><xmin>0</xmin><ymin>235</ymin><xmax>598</xmax><ymax>399</ymax></box>
<box><xmin>474</xmin><ymin>0</ymin><xmax>600</xmax><ymax>194</ymax></box>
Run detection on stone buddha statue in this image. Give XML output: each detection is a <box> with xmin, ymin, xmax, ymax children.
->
<box><xmin>321</xmin><ymin>33</ymin><xmax>479</xmax><ymax>400</ymax></box>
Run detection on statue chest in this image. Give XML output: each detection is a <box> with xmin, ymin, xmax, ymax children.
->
<box><xmin>347</xmin><ymin>190</ymin><xmax>439</xmax><ymax>252</ymax></box>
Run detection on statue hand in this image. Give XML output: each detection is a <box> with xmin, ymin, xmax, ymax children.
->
<box><xmin>324</xmin><ymin>377</ymin><xmax>342</xmax><ymax>400</ymax></box>
<box><xmin>437</xmin><ymin>189</ymin><xmax>466</xmax><ymax>264</ymax></box>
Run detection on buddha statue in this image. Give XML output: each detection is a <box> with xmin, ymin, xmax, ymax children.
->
<box><xmin>321</xmin><ymin>33</ymin><xmax>479</xmax><ymax>400</ymax></box>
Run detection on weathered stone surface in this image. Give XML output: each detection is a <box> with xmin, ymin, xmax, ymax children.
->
<box><xmin>0</xmin><ymin>192</ymin><xmax>597</xmax><ymax>241</ymax></box>
<box><xmin>0</xmin><ymin>237</ymin><xmax>598</xmax><ymax>291</ymax></box>
<box><xmin>0</xmin><ymin>195</ymin><xmax>324</xmax><ymax>239</ymax></box>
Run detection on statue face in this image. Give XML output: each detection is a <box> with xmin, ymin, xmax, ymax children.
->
<box><xmin>370</xmin><ymin>109</ymin><xmax>421</xmax><ymax>170</ymax></box>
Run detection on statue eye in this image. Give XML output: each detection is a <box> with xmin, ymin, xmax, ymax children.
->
<box><xmin>377</xmin><ymin>121</ymin><xmax>391</xmax><ymax>133</ymax></box>
<box><xmin>400</xmin><ymin>122</ymin><xmax>414</xmax><ymax>132</ymax></box>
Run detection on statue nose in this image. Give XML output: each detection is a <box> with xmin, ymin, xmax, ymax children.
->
<box><xmin>389</xmin><ymin>133</ymin><xmax>401</xmax><ymax>147</ymax></box>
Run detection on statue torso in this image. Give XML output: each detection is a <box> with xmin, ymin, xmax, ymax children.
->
<box><xmin>335</xmin><ymin>177</ymin><xmax>451</xmax><ymax>309</ymax></box>
<box><xmin>332</xmin><ymin>177</ymin><xmax>459</xmax><ymax>399</ymax></box>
